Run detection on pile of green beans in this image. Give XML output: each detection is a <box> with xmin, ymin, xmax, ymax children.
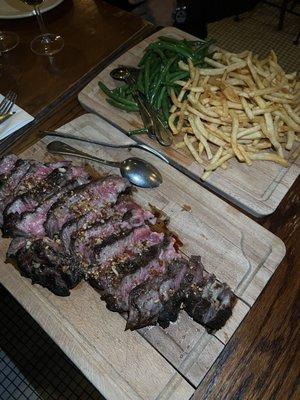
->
<box><xmin>98</xmin><ymin>36</ymin><xmax>213</xmax><ymax>126</ymax></box>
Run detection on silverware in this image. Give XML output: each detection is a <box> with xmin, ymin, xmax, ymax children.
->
<box><xmin>0</xmin><ymin>90</ymin><xmax>17</xmax><ymax>117</ymax></box>
<box><xmin>110</xmin><ymin>66</ymin><xmax>173</xmax><ymax>146</ymax></box>
<box><xmin>41</xmin><ymin>130</ymin><xmax>171</xmax><ymax>164</ymax></box>
<box><xmin>0</xmin><ymin>111</ymin><xmax>15</xmax><ymax>124</ymax></box>
<box><xmin>110</xmin><ymin>66</ymin><xmax>156</xmax><ymax>140</ymax></box>
<box><xmin>47</xmin><ymin>140</ymin><xmax>163</xmax><ymax>189</ymax></box>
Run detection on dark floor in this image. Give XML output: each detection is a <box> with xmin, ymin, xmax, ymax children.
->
<box><xmin>0</xmin><ymin>285</ymin><xmax>104</xmax><ymax>400</ymax></box>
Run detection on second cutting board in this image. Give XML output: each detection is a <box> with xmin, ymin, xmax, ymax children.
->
<box><xmin>78</xmin><ymin>26</ymin><xmax>300</xmax><ymax>217</ymax></box>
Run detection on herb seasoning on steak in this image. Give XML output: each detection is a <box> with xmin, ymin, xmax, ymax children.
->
<box><xmin>0</xmin><ymin>155</ymin><xmax>237</xmax><ymax>332</ymax></box>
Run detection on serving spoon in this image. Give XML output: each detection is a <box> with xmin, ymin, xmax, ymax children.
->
<box><xmin>47</xmin><ymin>141</ymin><xmax>162</xmax><ymax>188</ymax></box>
<box><xmin>110</xmin><ymin>66</ymin><xmax>173</xmax><ymax>147</ymax></box>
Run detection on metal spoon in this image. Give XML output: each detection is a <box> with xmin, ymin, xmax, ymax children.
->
<box><xmin>47</xmin><ymin>141</ymin><xmax>162</xmax><ymax>188</ymax></box>
<box><xmin>42</xmin><ymin>130</ymin><xmax>171</xmax><ymax>164</ymax></box>
<box><xmin>110</xmin><ymin>66</ymin><xmax>173</xmax><ymax>147</ymax></box>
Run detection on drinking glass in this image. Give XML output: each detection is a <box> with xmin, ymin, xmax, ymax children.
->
<box><xmin>20</xmin><ymin>0</ymin><xmax>64</xmax><ymax>56</ymax></box>
<box><xmin>0</xmin><ymin>31</ymin><xmax>19</xmax><ymax>54</ymax></box>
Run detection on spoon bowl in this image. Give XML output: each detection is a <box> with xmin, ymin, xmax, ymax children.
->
<box><xmin>110</xmin><ymin>66</ymin><xmax>132</xmax><ymax>83</ymax></box>
<box><xmin>47</xmin><ymin>141</ymin><xmax>162</xmax><ymax>189</ymax></box>
<box><xmin>120</xmin><ymin>157</ymin><xmax>162</xmax><ymax>188</ymax></box>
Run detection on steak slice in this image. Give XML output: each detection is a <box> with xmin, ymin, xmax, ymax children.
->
<box><xmin>11</xmin><ymin>171</ymin><xmax>90</xmax><ymax>238</ymax></box>
<box><xmin>183</xmin><ymin>256</ymin><xmax>237</xmax><ymax>332</ymax></box>
<box><xmin>61</xmin><ymin>197</ymin><xmax>155</xmax><ymax>253</ymax></box>
<box><xmin>0</xmin><ymin>154</ymin><xmax>18</xmax><ymax>181</ymax></box>
<box><xmin>71</xmin><ymin>200</ymin><xmax>155</xmax><ymax>264</ymax></box>
<box><xmin>45</xmin><ymin>176</ymin><xmax>129</xmax><ymax>238</ymax></box>
<box><xmin>2</xmin><ymin>162</ymin><xmax>74</xmax><ymax>234</ymax></box>
<box><xmin>7</xmin><ymin>237</ymin><xmax>83</xmax><ymax>296</ymax></box>
<box><xmin>98</xmin><ymin>235</ymin><xmax>172</xmax><ymax>313</ymax></box>
<box><xmin>125</xmin><ymin>256</ymin><xmax>190</xmax><ymax>330</ymax></box>
<box><xmin>91</xmin><ymin>226</ymin><xmax>163</xmax><ymax>273</ymax></box>
<box><xmin>0</xmin><ymin>160</ymin><xmax>32</xmax><ymax>225</ymax></box>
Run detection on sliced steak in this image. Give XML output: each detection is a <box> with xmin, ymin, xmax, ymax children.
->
<box><xmin>61</xmin><ymin>197</ymin><xmax>155</xmax><ymax>253</ymax></box>
<box><xmin>11</xmin><ymin>175</ymin><xmax>90</xmax><ymax>238</ymax></box>
<box><xmin>98</xmin><ymin>235</ymin><xmax>172</xmax><ymax>313</ymax></box>
<box><xmin>125</xmin><ymin>256</ymin><xmax>189</xmax><ymax>330</ymax></box>
<box><xmin>0</xmin><ymin>160</ymin><xmax>32</xmax><ymax>225</ymax></box>
<box><xmin>0</xmin><ymin>154</ymin><xmax>18</xmax><ymax>181</ymax></box>
<box><xmin>91</xmin><ymin>226</ymin><xmax>163</xmax><ymax>273</ymax></box>
<box><xmin>71</xmin><ymin>200</ymin><xmax>155</xmax><ymax>264</ymax></box>
<box><xmin>183</xmin><ymin>256</ymin><xmax>237</xmax><ymax>332</ymax></box>
<box><xmin>2</xmin><ymin>162</ymin><xmax>75</xmax><ymax>233</ymax></box>
<box><xmin>3</xmin><ymin>166</ymin><xmax>90</xmax><ymax>237</ymax></box>
<box><xmin>45</xmin><ymin>176</ymin><xmax>129</xmax><ymax>238</ymax></box>
<box><xmin>7</xmin><ymin>237</ymin><xmax>83</xmax><ymax>296</ymax></box>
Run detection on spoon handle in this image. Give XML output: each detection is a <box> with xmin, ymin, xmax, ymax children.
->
<box><xmin>42</xmin><ymin>130</ymin><xmax>170</xmax><ymax>164</ymax></box>
<box><xmin>131</xmin><ymin>91</ymin><xmax>156</xmax><ymax>140</ymax></box>
<box><xmin>47</xmin><ymin>141</ymin><xmax>121</xmax><ymax>168</ymax></box>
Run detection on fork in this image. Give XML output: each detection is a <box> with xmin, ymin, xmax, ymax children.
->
<box><xmin>0</xmin><ymin>90</ymin><xmax>17</xmax><ymax>123</ymax></box>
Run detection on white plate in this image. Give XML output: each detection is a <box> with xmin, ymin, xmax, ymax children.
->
<box><xmin>0</xmin><ymin>0</ymin><xmax>64</xmax><ymax>19</ymax></box>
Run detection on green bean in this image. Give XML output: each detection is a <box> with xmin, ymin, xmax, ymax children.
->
<box><xmin>144</xmin><ymin>58</ymin><xmax>151</xmax><ymax>95</ymax></box>
<box><xmin>98</xmin><ymin>81</ymin><xmax>137</xmax><ymax>107</ymax></box>
<box><xmin>161</xmin><ymin>95</ymin><xmax>170</xmax><ymax>123</ymax></box>
<box><xmin>149</xmin><ymin>42</ymin><xmax>192</xmax><ymax>59</ymax></box>
<box><xmin>156</xmin><ymin>86</ymin><xmax>166</xmax><ymax>110</ymax></box>
<box><xmin>150</xmin><ymin>56</ymin><xmax>176</xmax><ymax>103</ymax></box>
<box><xmin>137</xmin><ymin>67</ymin><xmax>145</xmax><ymax>92</ymax></box>
<box><xmin>106</xmin><ymin>98</ymin><xmax>138</xmax><ymax>112</ymax></box>
<box><xmin>166</xmin><ymin>71</ymin><xmax>189</xmax><ymax>84</ymax></box>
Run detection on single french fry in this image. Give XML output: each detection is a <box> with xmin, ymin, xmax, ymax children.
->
<box><xmin>241</xmin><ymin>97</ymin><xmax>254</xmax><ymax>120</ymax></box>
<box><xmin>247</xmin><ymin>53</ymin><xmax>265</xmax><ymax>89</ymax></box>
<box><xmin>249</xmin><ymin>152</ymin><xmax>288</xmax><ymax>166</ymax></box>
<box><xmin>238</xmin><ymin>145</ymin><xmax>252</xmax><ymax>165</ymax></box>
<box><xmin>204</xmin><ymin>153</ymin><xmax>234</xmax><ymax>171</ymax></box>
<box><xmin>283</xmin><ymin>103</ymin><xmax>300</xmax><ymax>125</ymax></box>
<box><xmin>184</xmin><ymin>134</ymin><xmax>204</xmax><ymax>164</ymax></box>
<box><xmin>229</xmin><ymin>110</ymin><xmax>244</xmax><ymax>161</ymax></box>
<box><xmin>174</xmin><ymin>137</ymin><xmax>197</xmax><ymax>149</ymax></box>
<box><xmin>189</xmin><ymin>116</ymin><xmax>213</xmax><ymax>160</ymax></box>
<box><xmin>168</xmin><ymin>112</ymin><xmax>180</xmax><ymax>135</ymax></box>
<box><xmin>286</xmin><ymin>131</ymin><xmax>295</xmax><ymax>150</ymax></box>
<box><xmin>264</xmin><ymin>112</ymin><xmax>284</xmax><ymax>157</ymax></box>
<box><xmin>273</xmin><ymin>111</ymin><xmax>300</xmax><ymax>132</ymax></box>
<box><xmin>202</xmin><ymin>146</ymin><xmax>224</xmax><ymax>180</ymax></box>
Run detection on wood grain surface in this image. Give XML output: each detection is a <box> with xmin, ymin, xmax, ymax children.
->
<box><xmin>78</xmin><ymin>26</ymin><xmax>300</xmax><ymax>218</ymax></box>
<box><xmin>0</xmin><ymin>113</ymin><xmax>286</xmax><ymax>399</ymax></box>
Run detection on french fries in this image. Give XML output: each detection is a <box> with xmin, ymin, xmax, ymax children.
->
<box><xmin>168</xmin><ymin>49</ymin><xmax>299</xmax><ymax>180</ymax></box>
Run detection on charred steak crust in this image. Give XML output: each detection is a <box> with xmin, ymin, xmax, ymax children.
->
<box><xmin>1</xmin><ymin>155</ymin><xmax>237</xmax><ymax>333</ymax></box>
<box><xmin>0</xmin><ymin>155</ymin><xmax>18</xmax><ymax>184</ymax></box>
<box><xmin>7</xmin><ymin>237</ymin><xmax>83</xmax><ymax>296</ymax></box>
<box><xmin>0</xmin><ymin>159</ymin><xmax>32</xmax><ymax>225</ymax></box>
<box><xmin>182</xmin><ymin>256</ymin><xmax>237</xmax><ymax>332</ymax></box>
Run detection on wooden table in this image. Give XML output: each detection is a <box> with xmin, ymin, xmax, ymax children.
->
<box><xmin>1</xmin><ymin>2</ymin><xmax>299</xmax><ymax>400</ymax></box>
<box><xmin>0</xmin><ymin>0</ymin><xmax>154</xmax><ymax>154</ymax></box>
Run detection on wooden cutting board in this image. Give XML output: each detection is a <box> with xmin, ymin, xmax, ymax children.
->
<box><xmin>0</xmin><ymin>114</ymin><xmax>286</xmax><ymax>400</ymax></box>
<box><xmin>78</xmin><ymin>26</ymin><xmax>300</xmax><ymax>218</ymax></box>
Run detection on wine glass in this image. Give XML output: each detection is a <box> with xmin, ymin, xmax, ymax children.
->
<box><xmin>0</xmin><ymin>31</ymin><xmax>19</xmax><ymax>54</ymax></box>
<box><xmin>20</xmin><ymin>0</ymin><xmax>64</xmax><ymax>56</ymax></box>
